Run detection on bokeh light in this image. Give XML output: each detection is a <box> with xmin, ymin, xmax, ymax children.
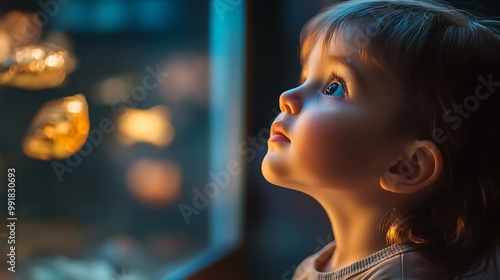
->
<box><xmin>93</xmin><ymin>75</ymin><xmax>134</xmax><ymax>105</ymax></box>
<box><xmin>117</xmin><ymin>106</ymin><xmax>174</xmax><ymax>147</ymax></box>
<box><xmin>22</xmin><ymin>94</ymin><xmax>90</xmax><ymax>160</ymax></box>
<box><xmin>159</xmin><ymin>53</ymin><xmax>208</xmax><ymax>106</ymax></box>
<box><xmin>127</xmin><ymin>159</ymin><xmax>182</xmax><ymax>207</ymax></box>
<box><xmin>0</xmin><ymin>43</ymin><xmax>75</xmax><ymax>90</ymax></box>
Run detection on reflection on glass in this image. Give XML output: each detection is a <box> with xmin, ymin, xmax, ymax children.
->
<box><xmin>127</xmin><ymin>159</ymin><xmax>182</xmax><ymax>207</ymax></box>
<box><xmin>23</xmin><ymin>94</ymin><xmax>90</xmax><ymax>160</ymax></box>
<box><xmin>0</xmin><ymin>43</ymin><xmax>75</xmax><ymax>90</ymax></box>
<box><xmin>20</xmin><ymin>257</ymin><xmax>131</xmax><ymax>280</ymax></box>
<box><xmin>0</xmin><ymin>0</ymin><xmax>219</xmax><ymax>278</ymax></box>
<box><xmin>117</xmin><ymin>106</ymin><xmax>174</xmax><ymax>147</ymax></box>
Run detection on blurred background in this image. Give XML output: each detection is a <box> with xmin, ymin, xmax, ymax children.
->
<box><xmin>0</xmin><ymin>0</ymin><xmax>499</xmax><ymax>279</ymax></box>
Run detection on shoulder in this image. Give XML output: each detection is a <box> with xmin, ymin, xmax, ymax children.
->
<box><xmin>292</xmin><ymin>254</ymin><xmax>316</xmax><ymax>280</ymax></box>
<box><xmin>361</xmin><ymin>248</ymin><xmax>455</xmax><ymax>280</ymax></box>
<box><xmin>292</xmin><ymin>241</ymin><xmax>336</xmax><ymax>280</ymax></box>
<box><xmin>291</xmin><ymin>242</ymin><xmax>456</xmax><ymax>280</ymax></box>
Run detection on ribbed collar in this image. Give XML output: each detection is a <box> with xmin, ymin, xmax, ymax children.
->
<box><xmin>311</xmin><ymin>241</ymin><xmax>418</xmax><ymax>280</ymax></box>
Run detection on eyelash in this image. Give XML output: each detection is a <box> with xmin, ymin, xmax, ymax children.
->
<box><xmin>323</xmin><ymin>72</ymin><xmax>348</xmax><ymax>97</ymax></box>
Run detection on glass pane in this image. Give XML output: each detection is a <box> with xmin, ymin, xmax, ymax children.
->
<box><xmin>0</xmin><ymin>1</ymin><xmax>245</xmax><ymax>279</ymax></box>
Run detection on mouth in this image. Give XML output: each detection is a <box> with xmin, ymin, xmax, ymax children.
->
<box><xmin>269</xmin><ymin>122</ymin><xmax>290</xmax><ymax>142</ymax></box>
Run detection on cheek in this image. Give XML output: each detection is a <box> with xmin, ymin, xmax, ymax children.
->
<box><xmin>292</xmin><ymin>108</ymin><xmax>385</xmax><ymax>184</ymax></box>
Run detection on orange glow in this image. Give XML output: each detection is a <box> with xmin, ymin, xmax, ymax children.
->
<box><xmin>386</xmin><ymin>226</ymin><xmax>398</xmax><ymax>244</ymax></box>
<box><xmin>117</xmin><ymin>106</ymin><xmax>174</xmax><ymax>147</ymax></box>
<box><xmin>0</xmin><ymin>31</ymin><xmax>11</xmax><ymax>64</ymax></box>
<box><xmin>23</xmin><ymin>94</ymin><xmax>90</xmax><ymax>160</ymax></box>
<box><xmin>2</xmin><ymin>11</ymin><xmax>42</xmax><ymax>45</ymax></box>
<box><xmin>0</xmin><ymin>44</ymin><xmax>75</xmax><ymax>90</ymax></box>
<box><xmin>127</xmin><ymin>159</ymin><xmax>182</xmax><ymax>207</ymax></box>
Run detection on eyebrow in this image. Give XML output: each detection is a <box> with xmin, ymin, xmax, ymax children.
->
<box><xmin>326</xmin><ymin>54</ymin><xmax>364</xmax><ymax>87</ymax></box>
<box><xmin>299</xmin><ymin>54</ymin><xmax>364</xmax><ymax>86</ymax></box>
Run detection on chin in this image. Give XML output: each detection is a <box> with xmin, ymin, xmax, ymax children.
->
<box><xmin>261</xmin><ymin>156</ymin><xmax>278</xmax><ymax>184</ymax></box>
<box><xmin>261</xmin><ymin>155</ymin><xmax>306</xmax><ymax>191</ymax></box>
<box><xmin>261</xmin><ymin>154</ymin><xmax>287</xmax><ymax>187</ymax></box>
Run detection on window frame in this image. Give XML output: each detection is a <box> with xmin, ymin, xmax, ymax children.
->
<box><xmin>162</xmin><ymin>1</ymin><xmax>246</xmax><ymax>279</ymax></box>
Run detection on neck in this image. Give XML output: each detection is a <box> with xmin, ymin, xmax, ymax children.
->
<box><xmin>313</xmin><ymin>188</ymin><xmax>394</xmax><ymax>272</ymax></box>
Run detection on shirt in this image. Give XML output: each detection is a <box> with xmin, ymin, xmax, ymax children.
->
<box><xmin>292</xmin><ymin>241</ymin><xmax>456</xmax><ymax>280</ymax></box>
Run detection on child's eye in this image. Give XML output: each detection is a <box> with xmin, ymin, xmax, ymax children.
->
<box><xmin>323</xmin><ymin>74</ymin><xmax>348</xmax><ymax>97</ymax></box>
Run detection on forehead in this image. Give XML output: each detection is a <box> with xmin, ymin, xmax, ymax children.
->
<box><xmin>302</xmin><ymin>28</ymin><xmax>367</xmax><ymax>83</ymax></box>
<box><xmin>303</xmin><ymin>27</ymin><xmax>400</xmax><ymax>83</ymax></box>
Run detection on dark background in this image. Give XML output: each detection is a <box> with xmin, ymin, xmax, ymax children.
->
<box><xmin>0</xmin><ymin>0</ymin><xmax>499</xmax><ymax>279</ymax></box>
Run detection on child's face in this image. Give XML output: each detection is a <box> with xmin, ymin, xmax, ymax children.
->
<box><xmin>262</xmin><ymin>29</ymin><xmax>411</xmax><ymax>194</ymax></box>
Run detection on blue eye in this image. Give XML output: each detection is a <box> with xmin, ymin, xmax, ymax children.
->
<box><xmin>323</xmin><ymin>74</ymin><xmax>347</xmax><ymax>97</ymax></box>
<box><xmin>324</xmin><ymin>81</ymin><xmax>344</xmax><ymax>97</ymax></box>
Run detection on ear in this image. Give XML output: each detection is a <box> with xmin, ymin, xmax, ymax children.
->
<box><xmin>380</xmin><ymin>140</ymin><xmax>443</xmax><ymax>194</ymax></box>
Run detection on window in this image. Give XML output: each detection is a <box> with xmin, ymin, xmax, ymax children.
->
<box><xmin>0</xmin><ymin>1</ymin><xmax>245</xmax><ymax>279</ymax></box>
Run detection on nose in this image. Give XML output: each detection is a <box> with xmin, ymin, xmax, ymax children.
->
<box><xmin>279</xmin><ymin>87</ymin><xmax>304</xmax><ymax>115</ymax></box>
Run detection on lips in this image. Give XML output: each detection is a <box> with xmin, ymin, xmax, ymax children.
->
<box><xmin>269</xmin><ymin>122</ymin><xmax>290</xmax><ymax>142</ymax></box>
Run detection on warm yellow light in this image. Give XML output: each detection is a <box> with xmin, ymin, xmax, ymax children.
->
<box><xmin>43</xmin><ymin>125</ymin><xmax>56</xmax><ymax>139</ymax></box>
<box><xmin>65</xmin><ymin>99</ymin><xmax>83</xmax><ymax>113</ymax></box>
<box><xmin>15</xmin><ymin>51</ymin><xmax>23</xmax><ymax>62</ymax></box>
<box><xmin>0</xmin><ymin>31</ymin><xmax>11</xmax><ymax>64</ymax></box>
<box><xmin>0</xmin><ymin>44</ymin><xmax>74</xmax><ymax>90</ymax></box>
<box><xmin>32</xmin><ymin>48</ymin><xmax>44</xmax><ymax>60</ymax></box>
<box><xmin>44</xmin><ymin>55</ymin><xmax>58</xmax><ymax>67</ymax></box>
<box><xmin>117</xmin><ymin>106</ymin><xmax>174</xmax><ymax>147</ymax></box>
<box><xmin>23</xmin><ymin>94</ymin><xmax>90</xmax><ymax>160</ymax></box>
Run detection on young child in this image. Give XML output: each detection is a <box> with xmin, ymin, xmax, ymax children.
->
<box><xmin>261</xmin><ymin>0</ymin><xmax>500</xmax><ymax>279</ymax></box>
